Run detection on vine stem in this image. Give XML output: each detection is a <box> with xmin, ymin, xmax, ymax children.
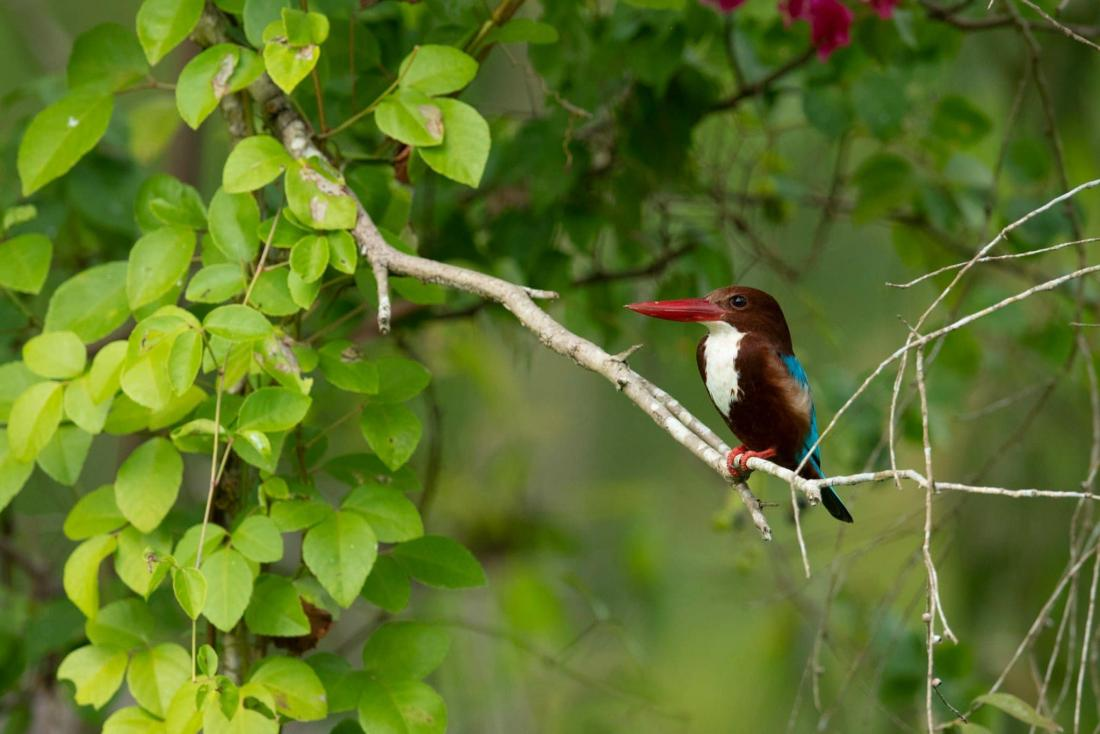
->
<box><xmin>192</xmin><ymin>368</ymin><xmax>224</xmax><ymax>681</ymax></box>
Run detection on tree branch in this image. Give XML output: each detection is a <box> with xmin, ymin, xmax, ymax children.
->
<box><xmin>192</xmin><ymin>7</ymin><xmax>1100</xmax><ymax>548</ymax></box>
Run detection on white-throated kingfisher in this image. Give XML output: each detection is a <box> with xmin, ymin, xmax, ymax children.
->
<box><xmin>627</xmin><ymin>286</ymin><xmax>853</xmax><ymax>523</ymax></box>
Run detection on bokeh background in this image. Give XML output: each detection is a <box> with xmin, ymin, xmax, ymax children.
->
<box><xmin>4</xmin><ymin>0</ymin><xmax>1100</xmax><ymax>731</ymax></box>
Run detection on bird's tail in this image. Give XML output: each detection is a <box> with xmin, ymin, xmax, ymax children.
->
<box><xmin>821</xmin><ymin>486</ymin><xmax>853</xmax><ymax>523</ymax></box>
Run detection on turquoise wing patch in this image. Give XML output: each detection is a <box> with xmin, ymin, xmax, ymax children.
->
<box><xmin>780</xmin><ymin>354</ymin><xmax>822</xmax><ymax>474</ymax></box>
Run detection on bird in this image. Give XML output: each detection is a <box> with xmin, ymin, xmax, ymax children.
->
<box><xmin>626</xmin><ymin>285</ymin><xmax>853</xmax><ymax>523</ymax></box>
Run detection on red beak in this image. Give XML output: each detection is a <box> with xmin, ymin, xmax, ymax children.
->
<box><xmin>625</xmin><ymin>298</ymin><xmax>725</xmax><ymax>322</ymax></box>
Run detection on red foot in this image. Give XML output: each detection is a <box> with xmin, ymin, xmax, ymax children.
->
<box><xmin>726</xmin><ymin>446</ymin><xmax>777</xmax><ymax>480</ymax></box>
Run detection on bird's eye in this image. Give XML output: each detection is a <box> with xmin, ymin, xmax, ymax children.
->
<box><xmin>730</xmin><ymin>295</ymin><xmax>748</xmax><ymax>309</ymax></box>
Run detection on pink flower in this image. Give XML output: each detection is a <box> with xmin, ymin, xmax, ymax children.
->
<box><xmin>780</xmin><ymin>0</ymin><xmax>852</xmax><ymax>59</ymax></box>
<box><xmin>864</xmin><ymin>0</ymin><xmax>899</xmax><ymax>18</ymax></box>
<box><xmin>807</xmin><ymin>0</ymin><xmax>853</xmax><ymax>58</ymax></box>
<box><xmin>700</xmin><ymin>0</ymin><xmax>748</xmax><ymax>11</ymax></box>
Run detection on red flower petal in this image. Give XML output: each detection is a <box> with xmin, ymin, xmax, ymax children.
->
<box><xmin>808</xmin><ymin>0</ymin><xmax>852</xmax><ymax>59</ymax></box>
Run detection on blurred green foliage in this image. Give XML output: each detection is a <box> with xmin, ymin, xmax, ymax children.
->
<box><xmin>1</xmin><ymin>0</ymin><xmax>1100</xmax><ymax>732</ymax></box>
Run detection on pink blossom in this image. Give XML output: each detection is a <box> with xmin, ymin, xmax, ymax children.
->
<box><xmin>807</xmin><ymin>0</ymin><xmax>853</xmax><ymax>58</ymax></box>
<box><xmin>700</xmin><ymin>0</ymin><xmax>748</xmax><ymax>11</ymax></box>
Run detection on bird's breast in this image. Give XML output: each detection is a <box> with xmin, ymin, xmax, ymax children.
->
<box><xmin>702</xmin><ymin>324</ymin><xmax>746</xmax><ymax>418</ymax></box>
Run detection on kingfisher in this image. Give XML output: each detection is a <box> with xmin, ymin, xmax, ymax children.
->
<box><xmin>626</xmin><ymin>285</ymin><xmax>853</xmax><ymax>523</ymax></box>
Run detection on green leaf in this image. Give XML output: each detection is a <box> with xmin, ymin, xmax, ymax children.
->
<box><xmin>290</xmin><ymin>235</ymin><xmax>329</xmax><ymax>284</ymax></box>
<box><xmin>115</xmin><ymin>437</ymin><xmax>183</xmax><ymax>533</ymax></box>
<box><xmin>270</xmin><ymin>498</ymin><xmax>332</xmax><ymax>532</ymax></box>
<box><xmin>165</xmin><ymin>681</ymin><xmax>204</xmax><ymax>734</ymax></box>
<box><xmin>63</xmin><ymin>534</ymin><xmax>118</xmax><ymax>618</ymax></box>
<box><xmin>127</xmin><ymin>226</ymin><xmax>196</xmax><ymax>309</ymax></box>
<box><xmin>238</xmin><ymin>387</ymin><xmax>311</xmax><ymax>432</ymax></box>
<box><xmin>23</xmin><ymin>331</ymin><xmax>86</xmax><ymax>379</ymax></box>
<box><xmin>250</xmin><ymin>268</ymin><xmax>300</xmax><ymax>317</ymax></box>
<box><xmin>399</xmin><ymin>45</ymin><xmax>477</xmax><ymax>97</ymax></box>
<box><xmin>186</xmin><ymin>264</ymin><xmax>246</xmax><ymax>303</ymax></box>
<box><xmin>622</xmin><ymin>0</ymin><xmax>684</xmax><ymax>6</ymax></box>
<box><xmin>357</xmin><ymin>679</ymin><xmax>446</xmax><ymax>734</ymax></box>
<box><xmin>173</xmin><ymin>566</ymin><xmax>208</xmax><ymax>620</ymax></box>
<box><xmin>68</xmin><ymin>23</ymin><xmax>149</xmax><ymax>91</ymax></box>
<box><xmin>64</xmin><ymin>378</ymin><xmax>113</xmax><ymax>434</ymax></box>
<box><xmin>0</xmin><ymin>233</ymin><xmax>51</xmax><ymax>294</ymax></box>
<box><xmin>244</xmin><ymin>0</ymin><xmax>293</xmax><ymax>47</ymax></box>
<box><xmin>359</xmin><ymin>404</ymin><xmax>421</xmax><ymax>471</ymax></box>
<box><xmin>8</xmin><ymin>381</ymin><xmax>64</xmax><ymax>462</ymax></box>
<box><xmin>176</xmin><ymin>44</ymin><xmax>264</xmax><ymax>129</ymax></box>
<box><xmin>136</xmin><ymin>0</ymin><xmax>204</xmax><ymax>64</ymax></box>
<box><xmin>974</xmin><ymin>693</ymin><xmax>1059</xmax><ymax>732</ymax></box>
<box><xmin>287</xmin><ymin>270</ymin><xmax>321</xmax><ymax>310</ymax></box>
<box><xmin>375</xmin><ymin>89</ymin><xmax>444</xmax><ymax>148</ymax></box>
<box><xmin>198</xmin><ymin>644</ymin><xmax>218</xmax><ymax>676</ymax></box>
<box><xmin>361</xmin><ymin>555</ymin><xmax>410</xmax><ymax>613</ymax></box>
<box><xmin>484</xmin><ymin>18</ymin><xmax>559</xmax><ymax>45</ymax></box>
<box><xmin>231</xmin><ymin>514</ymin><xmax>283</xmax><ymax>563</ymax></box>
<box><xmin>45</xmin><ymin>262</ymin><xmax>131</xmax><ymax>343</ymax></box>
<box><xmin>417</xmin><ymin>99</ymin><xmax>490</xmax><ymax>188</ymax></box>
<box><xmin>57</xmin><ymin>644</ymin><xmax>128</xmax><ymax>709</ymax></box>
<box><xmin>931</xmin><ymin>95</ymin><xmax>992</xmax><ymax>147</ymax></box>
<box><xmin>223</xmin><ymin>135</ymin><xmax>292</xmax><ymax>193</ymax></box>
<box><xmin>174</xmin><ymin>523</ymin><xmax>227</xmax><ymax>567</ymax></box>
<box><xmin>202</xmin><ymin>548</ymin><xmax>254</xmax><ymax>631</ymax></box>
<box><xmin>250</xmin><ymin>656</ymin><xmax>327</xmax><ymax>721</ymax></box>
<box><xmin>127</xmin><ymin>643</ymin><xmax>190</xmax><ymax>717</ymax></box>
<box><xmin>327</xmin><ymin>231</ymin><xmax>357</xmax><ymax>274</ymax></box>
<box><xmin>852</xmin><ymin>152</ymin><xmax>915</xmax><ymax>223</ymax></box>
<box><xmin>244</xmin><ymin>574</ymin><xmax>310</xmax><ymax>636</ymax></box>
<box><xmin>0</xmin><ymin>431</ymin><xmax>34</xmax><ymax>512</ymax></box>
<box><xmin>37</xmin><ymin>425</ymin><xmax>92</xmax><ymax>486</ymax></box>
<box><xmin>343</xmin><ymin>484</ymin><xmax>423</xmax><ymax>543</ymax></box>
<box><xmin>135</xmin><ymin>173</ymin><xmax>207</xmax><ymax>232</ymax></box>
<box><xmin>261</xmin><ymin>10</ymin><xmax>329</xmax><ymax>94</ymax></box>
<box><xmin>0</xmin><ymin>362</ymin><xmax>37</xmax><ymax>421</ymax></box>
<box><xmin>86</xmin><ymin>342</ymin><xmax>125</xmax><ymax>403</ymax></box>
<box><xmin>86</xmin><ymin>598</ymin><xmax>156</xmax><ymax>650</ymax></box>
<box><xmin>391</xmin><ymin>535</ymin><xmax>486</xmax><ymax>589</ymax></box>
<box><xmin>114</xmin><ymin>526</ymin><xmax>172</xmax><ymax>598</ymax></box>
<box><xmin>64</xmin><ymin>484</ymin><xmax>126</xmax><ymax>540</ymax></box>
<box><xmin>308</xmin><ymin>654</ymin><xmax>365</xmax><ymax>714</ymax></box>
<box><xmin>802</xmin><ymin>86</ymin><xmax>853</xmax><ymax>139</ymax></box>
<box><xmin>204</xmin><ymin>304</ymin><xmax>272</xmax><ymax>341</ymax></box>
<box><xmin>285</xmin><ymin>162</ymin><xmax>357</xmax><ymax>230</ymax></box>
<box><xmin>319</xmin><ymin>341</ymin><xmax>378</xmax><ymax>394</ymax></box>
<box><xmin>208</xmin><ymin>187</ymin><xmax>260</xmax><ymax>262</ymax></box>
<box><xmin>168</xmin><ymin>330</ymin><xmax>203</xmax><ymax>394</ymax></box>
<box><xmin>103</xmin><ymin>707</ymin><xmax>165</xmax><ymax>734</ymax></box>
<box><xmin>852</xmin><ymin>71</ymin><xmax>907</xmax><ymax>140</ymax></box>
<box><xmin>303</xmin><ymin>510</ymin><xmax>378</xmax><ymax>607</ymax></box>
<box><xmin>362</xmin><ymin>622</ymin><xmax>450</xmax><ymax>681</ymax></box>
<box><xmin>18</xmin><ymin>89</ymin><xmax>114</xmax><ymax>196</ymax></box>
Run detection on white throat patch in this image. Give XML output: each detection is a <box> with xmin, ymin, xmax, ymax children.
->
<box><xmin>703</xmin><ymin>322</ymin><xmax>745</xmax><ymax>417</ymax></box>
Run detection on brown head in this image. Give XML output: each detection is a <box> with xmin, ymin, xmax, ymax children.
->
<box><xmin>625</xmin><ymin>285</ymin><xmax>794</xmax><ymax>352</ymax></box>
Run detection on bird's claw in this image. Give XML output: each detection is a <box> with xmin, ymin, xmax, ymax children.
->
<box><xmin>726</xmin><ymin>446</ymin><xmax>778</xmax><ymax>481</ymax></box>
